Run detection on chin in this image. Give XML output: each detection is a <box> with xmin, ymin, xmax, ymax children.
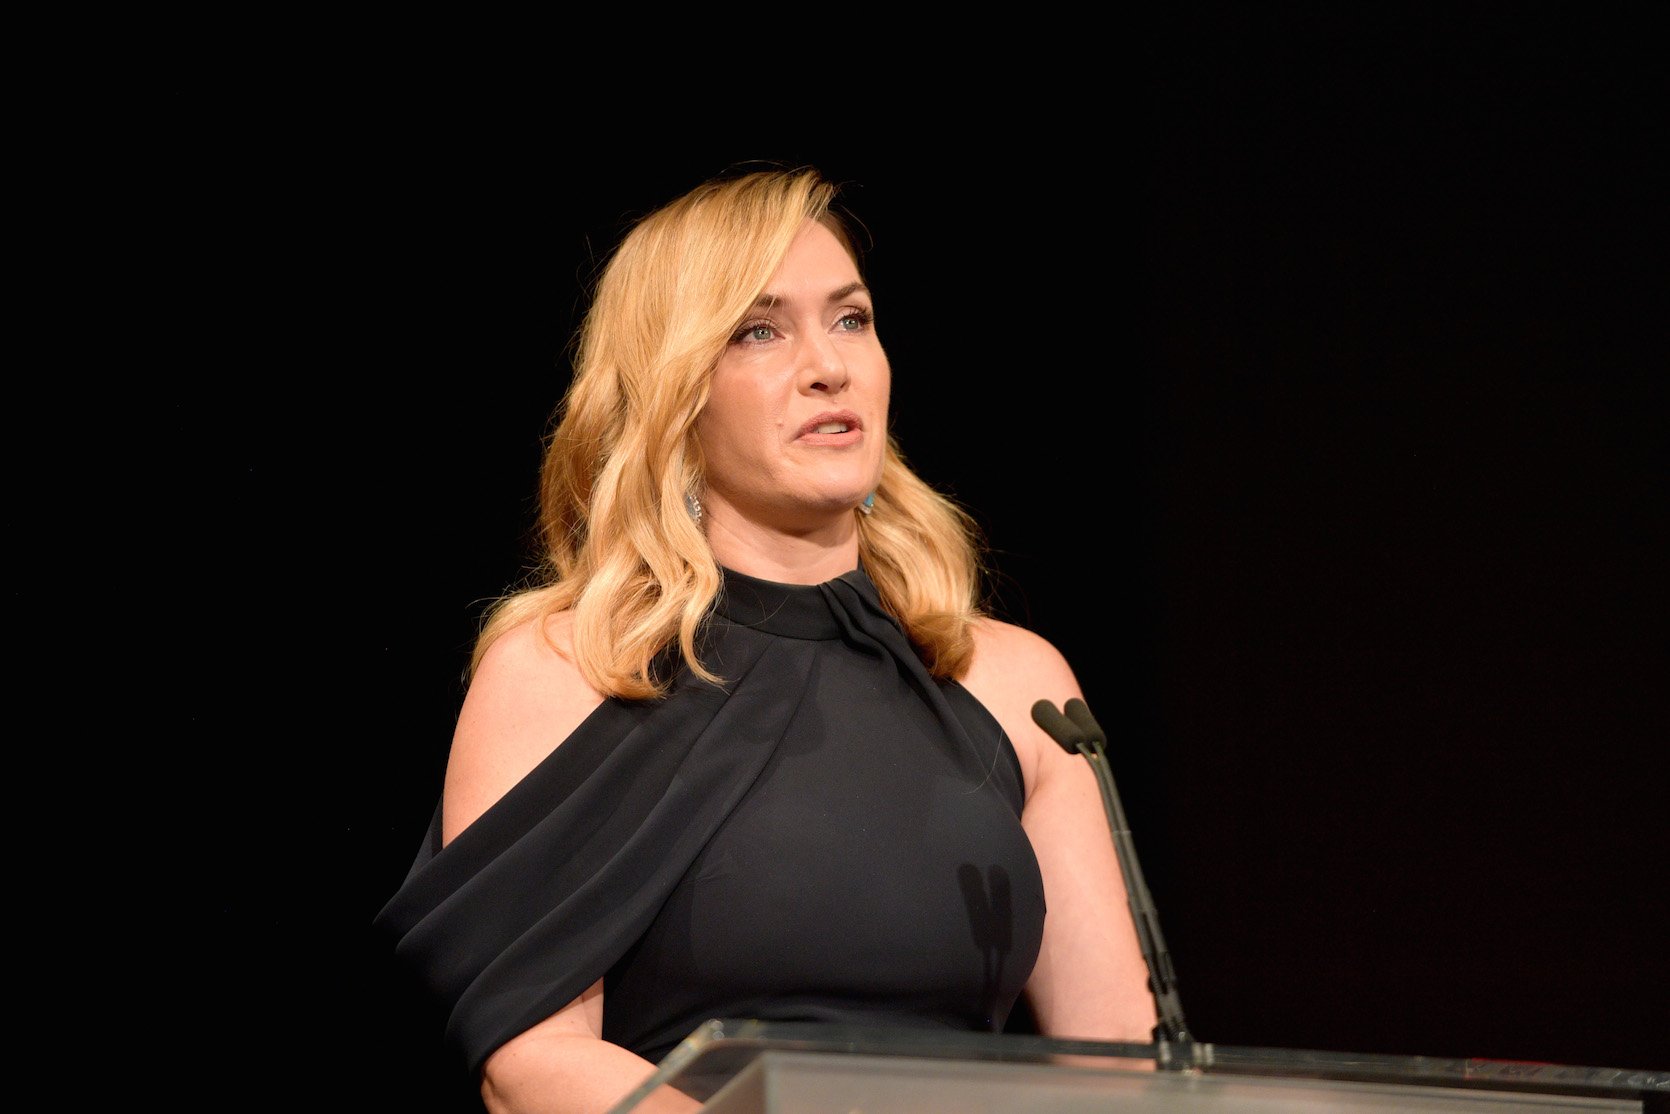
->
<box><xmin>780</xmin><ymin>490</ymin><xmax>869</xmax><ymax>524</ymax></box>
<box><xmin>798</xmin><ymin>479</ymin><xmax>874</xmax><ymax>513</ymax></box>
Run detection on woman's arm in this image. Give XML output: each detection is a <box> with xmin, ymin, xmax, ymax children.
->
<box><xmin>441</xmin><ymin>616</ymin><xmax>700</xmax><ymax>1114</ymax></box>
<box><xmin>479</xmin><ymin>981</ymin><xmax>698</xmax><ymax>1114</ymax></box>
<box><xmin>962</xmin><ymin>619</ymin><xmax>1158</xmax><ymax>1043</ymax></box>
<box><xmin>442</xmin><ymin>612</ymin><xmax>602</xmax><ymax>844</ymax></box>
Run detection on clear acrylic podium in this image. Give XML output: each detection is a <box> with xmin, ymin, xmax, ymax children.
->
<box><xmin>607</xmin><ymin>1020</ymin><xmax>1668</xmax><ymax>1113</ymax></box>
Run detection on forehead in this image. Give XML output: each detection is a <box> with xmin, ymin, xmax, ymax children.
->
<box><xmin>763</xmin><ymin>218</ymin><xmax>863</xmax><ymax>290</ymax></box>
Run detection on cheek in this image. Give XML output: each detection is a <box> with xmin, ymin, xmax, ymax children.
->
<box><xmin>697</xmin><ymin>375</ymin><xmax>771</xmax><ymax>461</ymax></box>
<box><xmin>698</xmin><ymin>371</ymin><xmax>743</xmax><ymax>436</ymax></box>
<box><xmin>710</xmin><ymin>365</ymin><xmax>794</xmax><ymax>433</ymax></box>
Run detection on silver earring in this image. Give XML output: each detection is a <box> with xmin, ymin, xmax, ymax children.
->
<box><xmin>685</xmin><ymin>492</ymin><xmax>702</xmax><ymax>523</ymax></box>
<box><xmin>857</xmin><ymin>492</ymin><xmax>875</xmax><ymax>516</ymax></box>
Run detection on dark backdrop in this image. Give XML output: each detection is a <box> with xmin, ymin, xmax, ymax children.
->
<box><xmin>163</xmin><ymin>19</ymin><xmax>1665</xmax><ymax>1111</ymax></box>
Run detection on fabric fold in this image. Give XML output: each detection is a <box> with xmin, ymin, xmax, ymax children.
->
<box><xmin>374</xmin><ymin>613</ymin><xmax>817</xmax><ymax>1074</ymax></box>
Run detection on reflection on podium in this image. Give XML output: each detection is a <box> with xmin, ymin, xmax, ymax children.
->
<box><xmin>608</xmin><ymin>1020</ymin><xmax>1668</xmax><ymax>1113</ymax></box>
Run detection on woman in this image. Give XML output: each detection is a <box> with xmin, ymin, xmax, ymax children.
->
<box><xmin>375</xmin><ymin>166</ymin><xmax>1156</xmax><ymax>1114</ymax></box>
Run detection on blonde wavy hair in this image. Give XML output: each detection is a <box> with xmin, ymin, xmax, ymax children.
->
<box><xmin>473</xmin><ymin>166</ymin><xmax>990</xmax><ymax>699</ymax></box>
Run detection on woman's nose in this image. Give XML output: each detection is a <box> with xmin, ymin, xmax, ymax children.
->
<box><xmin>796</xmin><ymin>331</ymin><xmax>850</xmax><ymax>395</ymax></box>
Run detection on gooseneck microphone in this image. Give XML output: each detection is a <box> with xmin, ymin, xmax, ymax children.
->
<box><xmin>1031</xmin><ymin>697</ymin><xmax>1198</xmax><ymax>1069</ymax></box>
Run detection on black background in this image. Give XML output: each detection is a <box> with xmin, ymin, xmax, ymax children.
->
<box><xmin>156</xmin><ymin>14</ymin><xmax>1666</xmax><ymax>1110</ymax></box>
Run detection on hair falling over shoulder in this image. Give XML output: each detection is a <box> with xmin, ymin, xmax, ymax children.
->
<box><xmin>472</xmin><ymin>166</ymin><xmax>988</xmax><ymax>699</ymax></box>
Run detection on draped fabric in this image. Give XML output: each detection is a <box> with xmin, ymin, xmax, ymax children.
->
<box><xmin>373</xmin><ymin>566</ymin><xmax>1044</xmax><ymax>1077</ymax></box>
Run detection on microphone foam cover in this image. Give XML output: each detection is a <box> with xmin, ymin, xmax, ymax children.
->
<box><xmin>1063</xmin><ymin>698</ymin><xmax>1107</xmax><ymax>747</ymax></box>
<box><xmin>1031</xmin><ymin>699</ymin><xmax>1086</xmax><ymax>754</ymax></box>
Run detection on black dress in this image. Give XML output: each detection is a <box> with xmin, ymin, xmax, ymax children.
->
<box><xmin>374</xmin><ymin>565</ymin><xmax>1046</xmax><ymax>1078</ymax></box>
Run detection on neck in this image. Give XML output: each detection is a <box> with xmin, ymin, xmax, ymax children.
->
<box><xmin>704</xmin><ymin>515</ymin><xmax>860</xmax><ymax>586</ymax></box>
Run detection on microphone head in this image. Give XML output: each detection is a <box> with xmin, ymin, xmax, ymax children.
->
<box><xmin>1063</xmin><ymin>697</ymin><xmax>1106</xmax><ymax>747</ymax></box>
<box><xmin>1031</xmin><ymin>699</ymin><xmax>1087</xmax><ymax>755</ymax></box>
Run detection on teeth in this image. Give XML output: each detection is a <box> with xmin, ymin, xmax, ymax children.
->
<box><xmin>814</xmin><ymin>422</ymin><xmax>851</xmax><ymax>434</ymax></box>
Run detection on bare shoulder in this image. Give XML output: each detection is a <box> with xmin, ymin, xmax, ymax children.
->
<box><xmin>441</xmin><ymin>610</ymin><xmax>605</xmax><ymax>844</ymax></box>
<box><xmin>964</xmin><ymin>617</ymin><xmax>1081</xmax><ymax>706</ymax></box>
<box><xmin>962</xmin><ymin>618</ymin><xmax>1085</xmax><ymax>797</ymax></box>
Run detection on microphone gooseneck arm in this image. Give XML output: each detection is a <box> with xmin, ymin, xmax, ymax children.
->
<box><xmin>1030</xmin><ymin>698</ymin><xmax>1197</xmax><ymax>1068</ymax></box>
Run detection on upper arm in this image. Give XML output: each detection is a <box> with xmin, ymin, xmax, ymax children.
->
<box><xmin>960</xmin><ymin>619</ymin><xmax>1080</xmax><ymax>801</ymax></box>
<box><xmin>962</xmin><ymin>619</ymin><xmax>1158</xmax><ymax>1043</ymax></box>
<box><xmin>441</xmin><ymin>611</ymin><xmax>605</xmax><ymax>846</ymax></box>
<box><xmin>441</xmin><ymin>615</ymin><xmax>656</xmax><ymax>1110</ymax></box>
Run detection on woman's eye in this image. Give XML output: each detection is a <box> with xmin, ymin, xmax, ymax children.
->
<box><xmin>732</xmin><ymin>321</ymin><xmax>777</xmax><ymax>344</ymax></box>
<box><xmin>836</xmin><ymin>308</ymin><xmax>874</xmax><ymax>332</ymax></box>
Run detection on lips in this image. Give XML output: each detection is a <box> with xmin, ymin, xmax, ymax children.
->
<box><xmin>797</xmin><ymin>410</ymin><xmax>864</xmax><ymax>441</ymax></box>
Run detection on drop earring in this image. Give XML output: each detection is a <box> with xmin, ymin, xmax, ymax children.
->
<box><xmin>858</xmin><ymin>492</ymin><xmax>875</xmax><ymax>516</ymax></box>
<box><xmin>685</xmin><ymin>492</ymin><xmax>703</xmax><ymax>524</ymax></box>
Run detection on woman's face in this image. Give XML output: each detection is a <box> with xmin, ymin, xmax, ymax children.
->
<box><xmin>696</xmin><ymin>217</ymin><xmax>890</xmax><ymax>533</ymax></box>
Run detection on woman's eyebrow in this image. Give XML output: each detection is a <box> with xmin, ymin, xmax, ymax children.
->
<box><xmin>749</xmin><ymin>281</ymin><xmax>871</xmax><ymax>311</ymax></box>
<box><xmin>825</xmin><ymin>281</ymin><xmax>869</xmax><ymax>303</ymax></box>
